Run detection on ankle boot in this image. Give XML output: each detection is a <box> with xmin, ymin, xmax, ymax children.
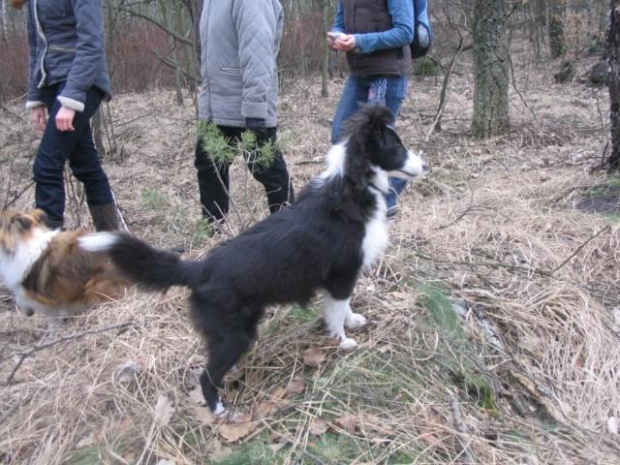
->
<box><xmin>88</xmin><ymin>202</ymin><xmax>124</xmax><ymax>231</ymax></box>
<box><xmin>44</xmin><ymin>218</ymin><xmax>64</xmax><ymax>231</ymax></box>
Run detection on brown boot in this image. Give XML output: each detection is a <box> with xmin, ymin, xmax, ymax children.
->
<box><xmin>88</xmin><ymin>202</ymin><xmax>125</xmax><ymax>231</ymax></box>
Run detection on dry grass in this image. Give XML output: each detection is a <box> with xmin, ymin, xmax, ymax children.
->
<box><xmin>2</xmin><ymin>56</ymin><xmax>620</xmax><ymax>464</ymax></box>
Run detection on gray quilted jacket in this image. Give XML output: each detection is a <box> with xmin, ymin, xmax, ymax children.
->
<box><xmin>25</xmin><ymin>0</ymin><xmax>112</xmax><ymax>112</ymax></box>
<box><xmin>198</xmin><ymin>0</ymin><xmax>283</xmax><ymax>128</ymax></box>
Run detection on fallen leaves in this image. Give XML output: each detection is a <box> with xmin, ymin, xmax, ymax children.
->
<box><xmin>218</xmin><ymin>412</ymin><xmax>257</xmax><ymax>442</ymax></box>
<box><xmin>309</xmin><ymin>417</ymin><xmax>329</xmax><ymax>436</ymax></box>
<box><xmin>286</xmin><ymin>377</ymin><xmax>305</xmax><ymax>396</ymax></box>
<box><xmin>302</xmin><ymin>348</ymin><xmax>327</xmax><ymax>367</ymax></box>
<box><xmin>335</xmin><ymin>414</ymin><xmax>358</xmax><ymax>435</ymax></box>
<box><xmin>153</xmin><ymin>394</ymin><xmax>175</xmax><ymax>427</ymax></box>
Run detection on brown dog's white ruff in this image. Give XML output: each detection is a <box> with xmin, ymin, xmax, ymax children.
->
<box><xmin>0</xmin><ymin>209</ymin><xmax>126</xmax><ymax>334</ymax></box>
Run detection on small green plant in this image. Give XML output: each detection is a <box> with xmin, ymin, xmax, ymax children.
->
<box><xmin>212</xmin><ymin>440</ymin><xmax>281</xmax><ymax>465</ymax></box>
<box><xmin>412</xmin><ymin>57</ymin><xmax>437</xmax><ymax>77</ymax></box>
<box><xmin>417</xmin><ymin>284</ymin><xmax>464</xmax><ymax>341</ymax></box>
<box><xmin>139</xmin><ymin>186</ymin><xmax>169</xmax><ymax>211</ymax></box>
<box><xmin>63</xmin><ymin>447</ymin><xmax>102</xmax><ymax>465</ymax></box>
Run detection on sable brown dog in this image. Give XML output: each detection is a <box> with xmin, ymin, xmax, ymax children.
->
<box><xmin>0</xmin><ymin>209</ymin><xmax>126</xmax><ymax>334</ymax></box>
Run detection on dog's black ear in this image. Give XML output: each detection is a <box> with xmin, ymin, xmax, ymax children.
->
<box><xmin>343</xmin><ymin>105</ymin><xmax>395</xmax><ymax>190</ymax></box>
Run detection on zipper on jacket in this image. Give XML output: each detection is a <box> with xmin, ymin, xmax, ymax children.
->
<box><xmin>205</xmin><ymin>0</ymin><xmax>212</xmax><ymax>117</ymax></box>
<box><xmin>32</xmin><ymin>0</ymin><xmax>48</xmax><ymax>89</ymax></box>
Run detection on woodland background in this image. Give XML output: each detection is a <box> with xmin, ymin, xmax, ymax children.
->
<box><xmin>2</xmin><ymin>1</ymin><xmax>620</xmax><ymax>464</ymax></box>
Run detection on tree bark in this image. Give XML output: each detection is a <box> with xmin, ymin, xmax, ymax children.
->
<box><xmin>549</xmin><ymin>0</ymin><xmax>565</xmax><ymax>58</ymax></box>
<box><xmin>606</xmin><ymin>0</ymin><xmax>620</xmax><ymax>172</ymax></box>
<box><xmin>472</xmin><ymin>0</ymin><xmax>510</xmax><ymax>139</ymax></box>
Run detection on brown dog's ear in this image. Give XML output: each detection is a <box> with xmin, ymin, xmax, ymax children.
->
<box><xmin>30</xmin><ymin>209</ymin><xmax>48</xmax><ymax>225</ymax></box>
<box><xmin>15</xmin><ymin>215</ymin><xmax>33</xmax><ymax>231</ymax></box>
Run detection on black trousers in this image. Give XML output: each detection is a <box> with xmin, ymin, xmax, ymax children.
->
<box><xmin>194</xmin><ymin>125</ymin><xmax>294</xmax><ymax>222</ymax></box>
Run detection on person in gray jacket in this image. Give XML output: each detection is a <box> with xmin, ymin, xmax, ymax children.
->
<box><xmin>11</xmin><ymin>0</ymin><xmax>122</xmax><ymax>231</ymax></box>
<box><xmin>195</xmin><ymin>0</ymin><xmax>294</xmax><ymax>223</ymax></box>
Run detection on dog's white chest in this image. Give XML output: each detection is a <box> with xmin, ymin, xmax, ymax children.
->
<box><xmin>0</xmin><ymin>229</ymin><xmax>58</xmax><ymax>291</ymax></box>
<box><xmin>362</xmin><ymin>193</ymin><xmax>389</xmax><ymax>267</ymax></box>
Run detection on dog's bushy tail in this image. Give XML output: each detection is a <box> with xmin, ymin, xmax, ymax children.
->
<box><xmin>79</xmin><ymin>232</ymin><xmax>199</xmax><ymax>290</ymax></box>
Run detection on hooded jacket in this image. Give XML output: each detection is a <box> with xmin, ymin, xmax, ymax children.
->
<box><xmin>198</xmin><ymin>0</ymin><xmax>282</xmax><ymax>128</ymax></box>
<box><xmin>25</xmin><ymin>0</ymin><xmax>112</xmax><ymax>112</ymax></box>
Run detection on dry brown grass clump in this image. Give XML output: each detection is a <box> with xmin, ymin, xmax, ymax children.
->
<box><xmin>2</xmin><ymin>60</ymin><xmax>620</xmax><ymax>464</ymax></box>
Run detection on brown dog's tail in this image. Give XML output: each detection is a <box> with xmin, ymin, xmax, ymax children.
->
<box><xmin>79</xmin><ymin>232</ymin><xmax>200</xmax><ymax>290</ymax></box>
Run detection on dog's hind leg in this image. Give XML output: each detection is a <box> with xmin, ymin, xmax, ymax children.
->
<box><xmin>200</xmin><ymin>326</ymin><xmax>253</xmax><ymax>415</ymax></box>
<box><xmin>323</xmin><ymin>294</ymin><xmax>358</xmax><ymax>350</ymax></box>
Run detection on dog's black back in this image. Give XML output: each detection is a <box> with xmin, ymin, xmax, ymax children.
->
<box><xmin>81</xmin><ymin>105</ymin><xmax>422</xmax><ymax>413</ymax></box>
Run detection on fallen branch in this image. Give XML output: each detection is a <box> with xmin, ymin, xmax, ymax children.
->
<box><xmin>552</xmin><ymin>225</ymin><xmax>611</xmax><ymax>274</ymax></box>
<box><xmin>5</xmin><ymin>321</ymin><xmax>134</xmax><ymax>385</ymax></box>
<box><xmin>446</xmin><ymin>389</ymin><xmax>476</xmax><ymax>464</ymax></box>
<box><xmin>436</xmin><ymin>188</ymin><xmax>475</xmax><ymax>230</ymax></box>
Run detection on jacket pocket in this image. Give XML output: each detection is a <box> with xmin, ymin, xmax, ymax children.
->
<box><xmin>40</xmin><ymin>0</ymin><xmax>69</xmax><ymax>20</ymax></box>
<box><xmin>220</xmin><ymin>67</ymin><xmax>242</xmax><ymax>75</ymax></box>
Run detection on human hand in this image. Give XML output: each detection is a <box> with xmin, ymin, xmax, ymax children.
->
<box><xmin>55</xmin><ymin>106</ymin><xmax>76</xmax><ymax>132</ymax></box>
<box><xmin>245</xmin><ymin>117</ymin><xmax>268</xmax><ymax>141</ymax></box>
<box><xmin>30</xmin><ymin>106</ymin><xmax>47</xmax><ymax>133</ymax></box>
<box><xmin>327</xmin><ymin>31</ymin><xmax>345</xmax><ymax>50</ymax></box>
<box><xmin>334</xmin><ymin>34</ymin><xmax>356</xmax><ymax>52</ymax></box>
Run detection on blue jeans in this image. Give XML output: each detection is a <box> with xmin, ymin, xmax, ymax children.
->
<box><xmin>33</xmin><ymin>83</ymin><xmax>114</xmax><ymax>224</ymax></box>
<box><xmin>331</xmin><ymin>75</ymin><xmax>409</xmax><ymax>210</ymax></box>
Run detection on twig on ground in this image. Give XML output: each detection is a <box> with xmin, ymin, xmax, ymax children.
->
<box><xmin>3</xmin><ymin>181</ymin><xmax>35</xmax><ymax>210</ymax></box>
<box><xmin>436</xmin><ymin>188</ymin><xmax>475</xmax><ymax>230</ymax></box>
<box><xmin>5</xmin><ymin>321</ymin><xmax>134</xmax><ymax>385</ymax></box>
<box><xmin>0</xmin><ymin>104</ymin><xmax>27</xmax><ymax>123</ymax></box>
<box><xmin>446</xmin><ymin>388</ymin><xmax>476</xmax><ymax>464</ymax></box>
<box><xmin>552</xmin><ymin>225</ymin><xmax>611</xmax><ymax>274</ymax></box>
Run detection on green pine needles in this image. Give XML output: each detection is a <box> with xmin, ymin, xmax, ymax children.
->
<box><xmin>196</xmin><ymin>121</ymin><xmax>278</xmax><ymax>170</ymax></box>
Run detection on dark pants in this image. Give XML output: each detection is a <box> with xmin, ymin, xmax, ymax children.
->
<box><xmin>195</xmin><ymin>125</ymin><xmax>294</xmax><ymax>222</ymax></box>
<box><xmin>34</xmin><ymin>83</ymin><xmax>114</xmax><ymax>224</ymax></box>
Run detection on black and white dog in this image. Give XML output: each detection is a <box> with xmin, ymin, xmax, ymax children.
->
<box><xmin>80</xmin><ymin>105</ymin><xmax>428</xmax><ymax>413</ymax></box>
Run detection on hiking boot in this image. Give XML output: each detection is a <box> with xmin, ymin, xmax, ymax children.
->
<box><xmin>88</xmin><ymin>202</ymin><xmax>125</xmax><ymax>232</ymax></box>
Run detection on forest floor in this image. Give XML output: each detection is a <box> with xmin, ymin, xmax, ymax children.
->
<box><xmin>1</xmin><ymin>53</ymin><xmax>620</xmax><ymax>464</ymax></box>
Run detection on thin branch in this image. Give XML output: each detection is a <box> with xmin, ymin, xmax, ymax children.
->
<box><xmin>436</xmin><ymin>187</ymin><xmax>475</xmax><ymax>230</ymax></box>
<box><xmin>115</xmin><ymin>6</ymin><xmax>193</xmax><ymax>46</ymax></box>
<box><xmin>552</xmin><ymin>225</ymin><xmax>611</xmax><ymax>273</ymax></box>
<box><xmin>446</xmin><ymin>389</ymin><xmax>476</xmax><ymax>464</ymax></box>
<box><xmin>5</xmin><ymin>322</ymin><xmax>134</xmax><ymax>385</ymax></box>
<box><xmin>0</xmin><ymin>104</ymin><xmax>27</xmax><ymax>123</ymax></box>
<box><xmin>3</xmin><ymin>181</ymin><xmax>35</xmax><ymax>210</ymax></box>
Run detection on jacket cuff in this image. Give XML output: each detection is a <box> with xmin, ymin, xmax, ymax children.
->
<box><xmin>26</xmin><ymin>101</ymin><xmax>45</xmax><ymax>109</ymax></box>
<box><xmin>57</xmin><ymin>96</ymin><xmax>85</xmax><ymax>113</ymax></box>
<box><xmin>241</xmin><ymin>101</ymin><xmax>268</xmax><ymax>120</ymax></box>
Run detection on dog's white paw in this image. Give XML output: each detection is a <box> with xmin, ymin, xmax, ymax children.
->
<box><xmin>339</xmin><ymin>337</ymin><xmax>358</xmax><ymax>350</ymax></box>
<box><xmin>214</xmin><ymin>401</ymin><xmax>226</xmax><ymax>417</ymax></box>
<box><xmin>345</xmin><ymin>312</ymin><xmax>367</xmax><ymax>329</ymax></box>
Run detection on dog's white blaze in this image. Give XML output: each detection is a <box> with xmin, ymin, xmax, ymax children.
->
<box><xmin>362</xmin><ymin>186</ymin><xmax>389</xmax><ymax>268</ymax></box>
<box><xmin>0</xmin><ymin>227</ymin><xmax>59</xmax><ymax>292</ymax></box>
<box><xmin>389</xmin><ymin>149</ymin><xmax>427</xmax><ymax>180</ymax></box>
<box><xmin>78</xmin><ymin>232</ymin><xmax>118</xmax><ymax>252</ymax></box>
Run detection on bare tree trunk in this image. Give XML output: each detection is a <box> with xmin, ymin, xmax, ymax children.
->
<box><xmin>1</xmin><ymin>0</ymin><xmax>9</xmax><ymax>43</ymax></box>
<box><xmin>549</xmin><ymin>0</ymin><xmax>565</xmax><ymax>58</ymax></box>
<box><xmin>321</xmin><ymin>0</ymin><xmax>330</xmax><ymax>98</ymax></box>
<box><xmin>606</xmin><ymin>0</ymin><xmax>620</xmax><ymax>172</ymax></box>
<box><xmin>159</xmin><ymin>0</ymin><xmax>184</xmax><ymax>105</ymax></box>
<box><xmin>472</xmin><ymin>0</ymin><xmax>510</xmax><ymax>139</ymax></box>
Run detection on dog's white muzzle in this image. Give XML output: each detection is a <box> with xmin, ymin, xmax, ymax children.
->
<box><xmin>389</xmin><ymin>150</ymin><xmax>429</xmax><ymax>180</ymax></box>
